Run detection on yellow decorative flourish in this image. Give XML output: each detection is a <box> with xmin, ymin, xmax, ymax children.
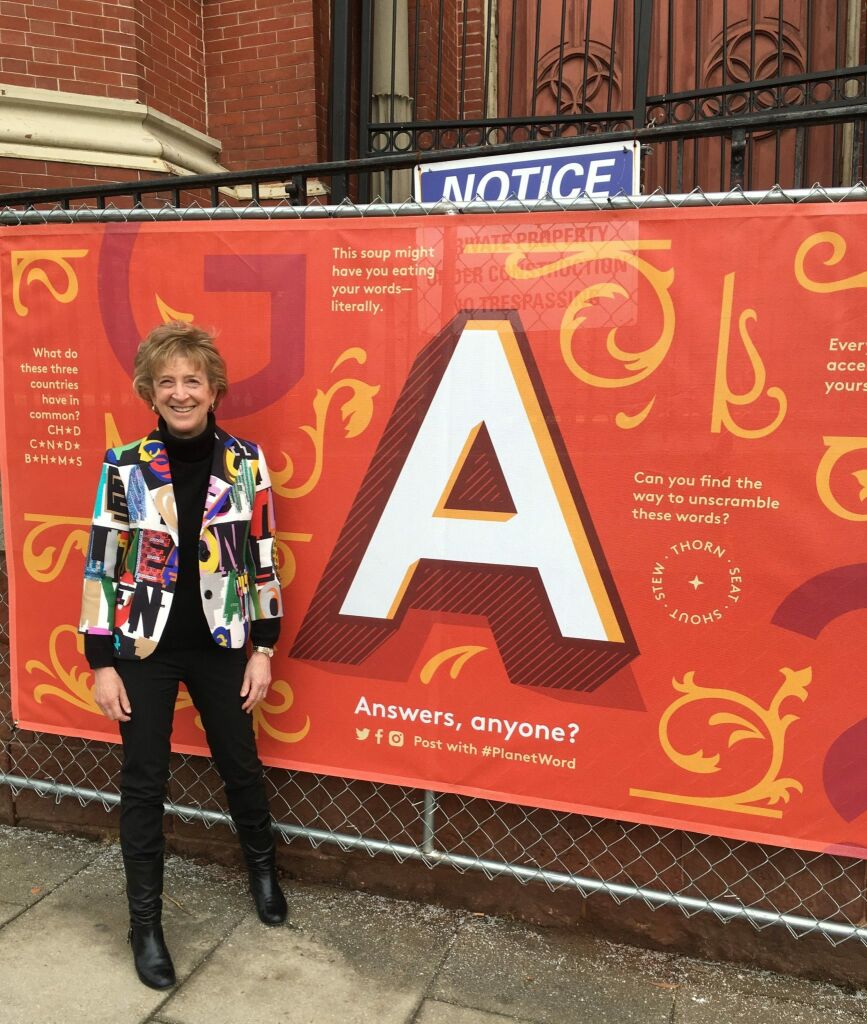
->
<box><xmin>28</xmin><ymin>625</ymin><xmax>99</xmax><ymax>715</ymax></box>
<box><xmin>156</xmin><ymin>295</ymin><xmax>194</xmax><ymax>323</ymax></box>
<box><xmin>466</xmin><ymin>240</ymin><xmax>675</xmax><ymax>391</ymax></box>
<box><xmin>26</xmin><ymin>624</ymin><xmax>194</xmax><ymax>719</ymax></box>
<box><xmin>710</xmin><ymin>272</ymin><xmax>787</xmax><ymax>439</ymax></box>
<box><xmin>630</xmin><ymin>666</ymin><xmax>811</xmax><ymax>818</ymax></box>
<box><xmin>252</xmin><ymin>679</ymin><xmax>311</xmax><ymax>743</ymax></box>
<box><xmin>794</xmin><ymin>232</ymin><xmax>867</xmax><ymax>293</ymax></box>
<box><xmin>332</xmin><ymin>347</ymin><xmax>368</xmax><ymax>370</ymax></box>
<box><xmin>158</xmin><ymin>678</ymin><xmax>310</xmax><ymax>742</ymax></box>
<box><xmin>270</xmin><ymin>347</ymin><xmax>380</xmax><ymax>499</ymax></box>
<box><xmin>420</xmin><ymin>645</ymin><xmax>487</xmax><ymax>684</ymax></box>
<box><xmin>274</xmin><ymin>531</ymin><xmax>314</xmax><ymax>588</ymax></box>
<box><xmin>23</xmin><ymin>514</ymin><xmax>91</xmax><ymax>583</ymax></box>
<box><xmin>816</xmin><ymin>436</ymin><xmax>867</xmax><ymax>522</ymax></box>
<box><xmin>104</xmin><ymin>412</ymin><xmax>125</xmax><ymax>450</ymax></box>
<box><xmin>11</xmin><ymin>249</ymin><xmax>89</xmax><ymax>317</ymax></box>
<box><xmin>615</xmin><ymin>398</ymin><xmax>656</xmax><ymax>430</ymax></box>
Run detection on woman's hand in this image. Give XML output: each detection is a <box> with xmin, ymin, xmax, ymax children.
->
<box><xmin>92</xmin><ymin>666</ymin><xmax>132</xmax><ymax>722</ymax></box>
<box><xmin>241</xmin><ymin>652</ymin><xmax>271</xmax><ymax>713</ymax></box>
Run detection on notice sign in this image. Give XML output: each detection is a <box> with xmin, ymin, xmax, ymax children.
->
<box><xmin>415</xmin><ymin>142</ymin><xmax>640</xmax><ymax>202</ymax></box>
<box><xmin>1</xmin><ymin>205</ymin><xmax>866</xmax><ymax>861</ymax></box>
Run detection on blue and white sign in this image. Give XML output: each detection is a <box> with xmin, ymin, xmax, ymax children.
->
<box><xmin>415</xmin><ymin>141</ymin><xmax>640</xmax><ymax>203</ymax></box>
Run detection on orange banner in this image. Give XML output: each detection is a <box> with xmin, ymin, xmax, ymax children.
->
<box><xmin>1</xmin><ymin>208</ymin><xmax>866</xmax><ymax>859</ymax></box>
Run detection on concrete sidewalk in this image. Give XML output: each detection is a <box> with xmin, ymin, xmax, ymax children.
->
<box><xmin>0</xmin><ymin>824</ymin><xmax>864</xmax><ymax>1024</ymax></box>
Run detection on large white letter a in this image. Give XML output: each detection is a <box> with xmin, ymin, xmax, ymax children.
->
<box><xmin>341</xmin><ymin>318</ymin><xmax>622</xmax><ymax>643</ymax></box>
<box><xmin>292</xmin><ymin>311</ymin><xmax>636</xmax><ymax>692</ymax></box>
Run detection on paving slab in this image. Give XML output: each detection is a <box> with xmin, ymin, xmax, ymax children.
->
<box><xmin>159</xmin><ymin>883</ymin><xmax>460</xmax><ymax>1024</ymax></box>
<box><xmin>674</xmin><ymin>988</ymin><xmax>867</xmax><ymax>1023</ymax></box>
<box><xmin>416</xmin><ymin>1000</ymin><xmax>536</xmax><ymax>1024</ymax></box>
<box><xmin>0</xmin><ymin>899</ymin><xmax>23</xmax><ymax>927</ymax></box>
<box><xmin>0</xmin><ymin>824</ymin><xmax>865</xmax><ymax>1024</ymax></box>
<box><xmin>430</xmin><ymin>916</ymin><xmax>677</xmax><ymax>1024</ymax></box>
<box><xmin>0</xmin><ymin>845</ymin><xmax>249</xmax><ymax>1024</ymax></box>
<box><xmin>0</xmin><ymin>822</ymin><xmax>99</xmax><ymax>906</ymax></box>
<box><xmin>672</xmin><ymin>954</ymin><xmax>867</xmax><ymax>1019</ymax></box>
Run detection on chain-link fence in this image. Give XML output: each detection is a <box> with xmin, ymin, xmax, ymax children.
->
<box><xmin>1</xmin><ymin>185</ymin><xmax>866</xmax><ymax>947</ymax></box>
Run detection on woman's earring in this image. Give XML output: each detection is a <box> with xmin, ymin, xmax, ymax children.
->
<box><xmin>210</xmin><ymin>403</ymin><xmax>215</xmax><ymax>411</ymax></box>
<box><xmin>151</xmin><ymin>403</ymin><xmax>156</xmax><ymax>412</ymax></box>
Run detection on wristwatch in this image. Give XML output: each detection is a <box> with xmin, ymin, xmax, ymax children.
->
<box><xmin>252</xmin><ymin>645</ymin><xmax>275</xmax><ymax>658</ymax></box>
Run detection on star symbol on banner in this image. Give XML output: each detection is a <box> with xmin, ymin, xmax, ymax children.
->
<box><xmin>688</xmin><ymin>575</ymin><xmax>704</xmax><ymax>590</ymax></box>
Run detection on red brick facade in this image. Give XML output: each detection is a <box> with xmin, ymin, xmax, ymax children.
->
<box><xmin>410</xmin><ymin>0</ymin><xmax>458</xmax><ymax>122</ymax></box>
<box><xmin>0</xmin><ymin>0</ymin><xmax>140</xmax><ymax>100</ymax></box>
<box><xmin>204</xmin><ymin>0</ymin><xmax>324</xmax><ymax>170</ymax></box>
<box><xmin>0</xmin><ymin>0</ymin><xmax>331</xmax><ymax>194</ymax></box>
<box><xmin>408</xmin><ymin>0</ymin><xmax>485</xmax><ymax>125</ymax></box>
<box><xmin>0</xmin><ymin>158</ymin><xmax>150</xmax><ymax>196</ymax></box>
<box><xmin>136</xmin><ymin>0</ymin><xmax>208</xmax><ymax>135</ymax></box>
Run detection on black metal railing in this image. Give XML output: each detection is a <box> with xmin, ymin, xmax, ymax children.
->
<box><xmin>327</xmin><ymin>0</ymin><xmax>867</xmax><ymax>199</ymax></box>
<box><xmin>4</xmin><ymin>99</ymin><xmax>867</xmax><ymax>215</ymax></box>
<box><xmin>2</xmin><ymin>1</ymin><xmax>866</xmax><ymax>208</ymax></box>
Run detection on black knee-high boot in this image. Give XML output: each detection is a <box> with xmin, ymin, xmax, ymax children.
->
<box><xmin>235</xmin><ymin>823</ymin><xmax>288</xmax><ymax>925</ymax></box>
<box><xmin>123</xmin><ymin>855</ymin><xmax>176</xmax><ymax>989</ymax></box>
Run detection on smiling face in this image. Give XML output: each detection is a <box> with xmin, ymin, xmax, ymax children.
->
<box><xmin>152</xmin><ymin>355</ymin><xmax>217</xmax><ymax>438</ymax></box>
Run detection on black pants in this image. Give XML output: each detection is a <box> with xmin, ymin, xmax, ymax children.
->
<box><xmin>116</xmin><ymin>645</ymin><xmax>270</xmax><ymax>859</ymax></box>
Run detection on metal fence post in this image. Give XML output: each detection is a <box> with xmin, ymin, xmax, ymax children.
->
<box><xmin>633</xmin><ymin>0</ymin><xmax>653</xmax><ymax>135</ymax></box>
<box><xmin>422</xmin><ymin>791</ymin><xmax>437</xmax><ymax>856</ymax></box>
<box><xmin>730</xmin><ymin>128</ymin><xmax>747</xmax><ymax>188</ymax></box>
<box><xmin>329</xmin><ymin>0</ymin><xmax>353</xmax><ymax>202</ymax></box>
<box><xmin>357</xmin><ymin>0</ymin><xmax>375</xmax><ymax>202</ymax></box>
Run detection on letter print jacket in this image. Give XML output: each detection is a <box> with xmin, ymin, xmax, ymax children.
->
<box><xmin>79</xmin><ymin>425</ymin><xmax>282</xmax><ymax>660</ymax></box>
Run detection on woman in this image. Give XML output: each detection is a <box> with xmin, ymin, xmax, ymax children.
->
<box><xmin>79</xmin><ymin>322</ymin><xmax>287</xmax><ymax>990</ymax></box>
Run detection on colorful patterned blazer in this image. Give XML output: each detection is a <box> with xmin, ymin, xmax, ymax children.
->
<box><xmin>79</xmin><ymin>425</ymin><xmax>282</xmax><ymax>660</ymax></box>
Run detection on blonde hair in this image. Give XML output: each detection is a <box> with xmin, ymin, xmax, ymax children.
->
<box><xmin>133</xmin><ymin>322</ymin><xmax>228</xmax><ymax>407</ymax></box>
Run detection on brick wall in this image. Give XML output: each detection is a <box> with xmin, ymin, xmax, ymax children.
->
<box><xmin>0</xmin><ymin>0</ymin><xmax>207</xmax><ymax>129</ymax></box>
<box><xmin>0</xmin><ymin>0</ymin><xmax>331</xmax><ymax>191</ymax></box>
<box><xmin>0</xmin><ymin>159</ymin><xmax>155</xmax><ymax>197</ymax></box>
<box><xmin>203</xmin><ymin>0</ymin><xmax>326</xmax><ymax>171</ymax></box>
<box><xmin>311</xmin><ymin>0</ymin><xmax>330</xmax><ymax>162</ymax></box>
<box><xmin>0</xmin><ymin>0</ymin><xmax>140</xmax><ymax>100</ymax></box>
<box><xmin>458</xmin><ymin>0</ymin><xmax>485</xmax><ymax>119</ymax></box>
<box><xmin>132</xmin><ymin>0</ymin><xmax>208</xmax><ymax>135</ymax></box>
<box><xmin>407</xmin><ymin>0</ymin><xmax>487</xmax><ymax>133</ymax></box>
<box><xmin>410</xmin><ymin>0</ymin><xmax>459</xmax><ymax>123</ymax></box>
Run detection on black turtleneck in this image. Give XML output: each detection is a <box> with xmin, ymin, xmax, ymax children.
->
<box><xmin>84</xmin><ymin>415</ymin><xmax>280</xmax><ymax>669</ymax></box>
<box><xmin>155</xmin><ymin>414</ymin><xmax>216</xmax><ymax>651</ymax></box>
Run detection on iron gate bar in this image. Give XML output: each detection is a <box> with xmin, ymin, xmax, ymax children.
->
<box><xmin>329</xmin><ymin>0</ymin><xmax>353</xmax><ymax>203</ymax></box>
<box><xmin>344</xmin><ymin>0</ymin><xmax>867</xmax><ymax>193</ymax></box>
<box><xmin>482</xmin><ymin>0</ymin><xmax>495</xmax><ymax>122</ymax></box>
<box><xmin>730</xmin><ymin>127</ymin><xmax>747</xmax><ymax>187</ymax></box>
<box><xmin>551</xmin><ymin>1</ymin><xmax>565</xmax><ymax>120</ymax></box>
<box><xmin>434</xmin><ymin>0</ymin><xmax>444</xmax><ymax>121</ymax></box>
<box><xmin>360</xmin><ymin>4</ymin><xmax>867</xmax><ymax>143</ymax></box>
<box><xmin>358</xmin><ymin>0</ymin><xmax>375</xmax><ymax>205</ymax></box>
<box><xmin>530</xmin><ymin>1</ymin><xmax>544</xmax><ymax>119</ymax></box>
<box><xmin>633</xmin><ymin>0</ymin><xmax>654</xmax><ymax>130</ymax></box>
